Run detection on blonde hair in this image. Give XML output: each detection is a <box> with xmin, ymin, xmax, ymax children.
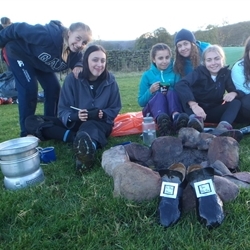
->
<box><xmin>202</xmin><ymin>45</ymin><xmax>226</xmax><ymax>66</ymax></box>
<box><xmin>61</xmin><ymin>22</ymin><xmax>92</xmax><ymax>62</ymax></box>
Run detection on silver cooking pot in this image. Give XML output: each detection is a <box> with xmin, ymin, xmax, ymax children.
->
<box><xmin>4</xmin><ymin>167</ymin><xmax>45</xmax><ymax>190</ymax></box>
<box><xmin>0</xmin><ymin>137</ymin><xmax>39</xmax><ymax>161</ymax></box>
<box><xmin>0</xmin><ymin>150</ymin><xmax>40</xmax><ymax>178</ymax></box>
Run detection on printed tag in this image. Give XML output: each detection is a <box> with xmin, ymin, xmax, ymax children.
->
<box><xmin>160</xmin><ymin>181</ymin><xmax>178</xmax><ymax>199</ymax></box>
<box><xmin>193</xmin><ymin>179</ymin><xmax>216</xmax><ymax>198</ymax></box>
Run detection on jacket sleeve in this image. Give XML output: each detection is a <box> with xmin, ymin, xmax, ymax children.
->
<box><xmin>231</xmin><ymin>60</ymin><xmax>249</xmax><ymax>96</ymax></box>
<box><xmin>225</xmin><ymin>69</ymin><xmax>246</xmax><ymax>99</ymax></box>
<box><xmin>102</xmin><ymin>75</ymin><xmax>122</xmax><ymax>125</ymax></box>
<box><xmin>138</xmin><ymin>72</ymin><xmax>154</xmax><ymax>107</ymax></box>
<box><xmin>58</xmin><ymin>73</ymin><xmax>79</xmax><ymax>128</ymax></box>
<box><xmin>0</xmin><ymin>22</ymin><xmax>49</xmax><ymax>48</ymax></box>
<box><xmin>67</xmin><ymin>51</ymin><xmax>83</xmax><ymax>70</ymax></box>
<box><xmin>174</xmin><ymin>69</ymin><xmax>199</xmax><ymax>106</ymax></box>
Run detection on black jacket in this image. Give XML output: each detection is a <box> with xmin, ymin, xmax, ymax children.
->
<box><xmin>174</xmin><ymin>65</ymin><xmax>244</xmax><ymax>111</ymax></box>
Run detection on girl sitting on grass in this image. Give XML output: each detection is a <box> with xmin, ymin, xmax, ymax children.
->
<box><xmin>138</xmin><ymin>43</ymin><xmax>189</xmax><ymax>136</ymax></box>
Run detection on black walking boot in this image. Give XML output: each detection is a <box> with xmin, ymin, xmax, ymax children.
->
<box><xmin>158</xmin><ymin>163</ymin><xmax>186</xmax><ymax>228</ymax></box>
<box><xmin>186</xmin><ymin>165</ymin><xmax>225</xmax><ymax>228</ymax></box>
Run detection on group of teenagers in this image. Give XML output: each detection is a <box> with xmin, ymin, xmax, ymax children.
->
<box><xmin>0</xmin><ymin>19</ymin><xmax>250</xmax><ymax>172</ymax></box>
<box><xmin>139</xmin><ymin>29</ymin><xmax>250</xmax><ymax>141</ymax></box>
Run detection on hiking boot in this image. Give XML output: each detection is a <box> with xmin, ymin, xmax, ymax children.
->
<box><xmin>157</xmin><ymin>113</ymin><xmax>172</xmax><ymax>136</ymax></box>
<box><xmin>158</xmin><ymin>163</ymin><xmax>186</xmax><ymax>228</ymax></box>
<box><xmin>186</xmin><ymin>165</ymin><xmax>225</xmax><ymax>228</ymax></box>
<box><xmin>73</xmin><ymin>131</ymin><xmax>95</xmax><ymax>172</ymax></box>
<box><xmin>212</xmin><ymin>121</ymin><xmax>243</xmax><ymax>142</ymax></box>
<box><xmin>187</xmin><ymin>114</ymin><xmax>204</xmax><ymax>132</ymax></box>
<box><xmin>173</xmin><ymin>113</ymin><xmax>189</xmax><ymax>131</ymax></box>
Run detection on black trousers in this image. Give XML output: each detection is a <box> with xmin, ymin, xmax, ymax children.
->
<box><xmin>43</xmin><ymin>117</ymin><xmax>113</xmax><ymax>149</ymax></box>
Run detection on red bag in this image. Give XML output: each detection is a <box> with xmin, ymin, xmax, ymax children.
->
<box><xmin>111</xmin><ymin>111</ymin><xmax>143</xmax><ymax>137</ymax></box>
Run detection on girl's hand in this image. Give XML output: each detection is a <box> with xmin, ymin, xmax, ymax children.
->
<box><xmin>150</xmin><ymin>82</ymin><xmax>160</xmax><ymax>94</ymax></box>
<box><xmin>78</xmin><ymin>109</ymin><xmax>88</xmax><ymax>121</ymax></box>
<box><xmin>191</xmin><ymin>104</ymin><xmax>207</xmax><ymax>120</ymax></box>
<box><xmin>223</xmin><ymin>92</ymin><xmax>237</xmax><ymax>102</ymax></box>
<box><xmin>72</xmin><ymin>66</ymin><xmax>83</xmax><ymax>79</ymax></box>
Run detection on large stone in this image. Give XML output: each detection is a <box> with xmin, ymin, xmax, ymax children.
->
<box><xmin>178</xmin><ymin>127</ymin><xmax>200</xmax><ymax>148</ymax></box>
<box><xmin>101</xmin><ymin>145</ymin><xmax>129</xmax><ymax>176</ymax></box>
<box><xmin>151</xmin><ymin>136</ymin><xmax>183</xmax><ymax>170</ymax></box>
<box><xmin>207</xmin><ymin>137</ymin><xmax>239</xmax><ymax>171</ymax></box>
<box><xmin>112</xmin><ymin>162</ymin><xmax>161</xmax><ymax>202</ymax></box>
<box><xmin>214</xmin><ymin>176</ymin><xmax>239</xmax><ymax>201</ymax></box>
<box><xmin>124</xmin><ymin>142</ymin><xmax>153</xmax><ymax>168</ymax></box>
<box><xmin>197</xmin><ymin>132</ymin><xmax>216</xmax><ymax>150</ymax></box>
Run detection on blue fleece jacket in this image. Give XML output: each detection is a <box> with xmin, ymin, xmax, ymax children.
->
<box><xmin>138</xmin><ymin>60</ymin><xmax>181</xmax><ymax>107</ymax></box>
<box><xmin>0</xmin><ymin>20</ymin><xmax>83</xmax><ymax>72</ymax></box>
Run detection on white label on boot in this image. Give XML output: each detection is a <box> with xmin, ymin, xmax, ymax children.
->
<box><xmin>193</xmin><ymin>179</ymin><xmax>216</xmax><ymax>198</ymax></box>
<box><xmin>160</xmin><ymin>181</ymin><xmax>178</xmax><ymax>199</ymax></box>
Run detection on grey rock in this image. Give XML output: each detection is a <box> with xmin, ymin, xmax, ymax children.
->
<box><xmin>207</xmin><ymin>137</ymin><xmax>239</xmax><ymax>171</ymax></box>
<box><xmin>197</xmin><ymin>132</ymin><xmax>216</xmax><ymax>150</ymax></box>
<box><xmin>112</xmin><ymin>162</ymin><xmax>161</xmax><ymax>202</ymax></box>
<box><xmin>214</xmin><ymin>176</ymin><xmax>239</xmax><ymax>202</ymax></box>
<box><xmin>151</xmin><ymin>136</ymin><xmax>183</xmax><ymax>170</ymax></box>
<box><xmin>178</xmin><ymin>127</ymin><xmax>200</xmax><ymax>148</ymax></box>
<box><xmin>124</xmin><ymin>142</ymin><xmax>153</xmax><ymax>168</ymax></box>
<box><xmin>101</xmin><ymin>145</ymin><xmax>129</xmax><ymax>176</ymax></box>
<box><xmin>210</xmin><ymin>160</ymin><xmax>232</xmax><ymax>176</ymax></box>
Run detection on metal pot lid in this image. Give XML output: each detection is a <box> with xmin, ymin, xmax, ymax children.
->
<box><xmin>0</xmin><ymin>137</ymin><xmax>39</xmax><ymax>156</ymax></box>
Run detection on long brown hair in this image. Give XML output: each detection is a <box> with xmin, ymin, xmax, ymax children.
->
<box><xmin>242</xmin><ymin>36</ymin><xmax>250</xmax><ymax>88</ymax></box>
<box><xmin>174</xmin><ymin>42</ymin><xmax>200</xmax><ymax>77</ymax></box>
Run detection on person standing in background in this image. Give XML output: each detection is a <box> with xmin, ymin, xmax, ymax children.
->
<box><xmin>0</xmin><ymin>20</ymin><xmax>92</xmax><ymax>137</ymax></box>
<box><xmin>174</xmin><ymin>28</ymin><xmax>210</xmax><ymax>77</ymax></box>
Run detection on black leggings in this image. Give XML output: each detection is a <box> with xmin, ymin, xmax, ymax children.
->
<box><xmin>204</xmin><ymin>99</ymin><xmax>241</xmax><ymax>124</ymax></box>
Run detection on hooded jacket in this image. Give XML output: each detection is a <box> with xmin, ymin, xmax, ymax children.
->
<box><xmin>175</xmin><ymin>65</ymin><xmax>244</xmax><ymax>111</ymax></box>
<box><xmin>138</xmin><ymin>60</ymin><xmax>181</xmax><ymax>107</ymax></box>
<box><xmin>0</xmin><ymin>20</ymin><xmax>82</xmax><ymax>72</ymax></box>
<box><xmin>58</xmin><ymin>72</ymin><xmax>122</xmax><ymax>128</ymax></box>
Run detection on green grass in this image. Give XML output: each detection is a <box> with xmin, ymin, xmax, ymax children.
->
<box><xmin>0</xmin><ymin>48</ymin><xmax>250</xmax><ymax>249</ymax></box>
<box><xmin>224</xmin><ymin>47</ymin><xmax>244</xmax><ymax>68</ymax></box>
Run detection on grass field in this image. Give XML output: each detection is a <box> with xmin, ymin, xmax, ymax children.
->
<box><xmin>0</xmin><ymin>47</ymin><xmax>250</xmax><ymax>249</ymax></box>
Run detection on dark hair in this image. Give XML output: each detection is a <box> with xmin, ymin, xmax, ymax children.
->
<box><xmin>150</xmin><ymin>43</ymin><xmax>172</xmax><ymax>62</ymax></box>
<box><xmin>174</xmin><ymin>43</ymin><xmax>200</xmax><ymax>77</ymax></box>
<box><xmin>1</xmin><ymin>17</ymin><xmax>11</xmax><ymax>25</ymax></box>
<box><xmin>243</xmin><ymin>36</ymin><xmax>250</xmax><ymax>87</ymax></box>
<box><xmin>82</xmin><ymin>44</ymin><xmax>108</xmax><ymax>80</ymax></box>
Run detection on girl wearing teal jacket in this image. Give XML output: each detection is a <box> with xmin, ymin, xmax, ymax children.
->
<box><xmin>138</xmin><ymin>43</ymin><xmax>188</xmax><ymax>136</ymax></box>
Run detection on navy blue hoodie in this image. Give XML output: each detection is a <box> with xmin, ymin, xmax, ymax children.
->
<box><xmin>0</xmin><ymin>20</ymin><xmax>83</xmax><ymax>72</ymax></box>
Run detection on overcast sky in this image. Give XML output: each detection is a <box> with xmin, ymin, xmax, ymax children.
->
<box><xmin>1</xmin><ymin>0</ymin><xmax>249</xmax><ymax>41</ymax></box>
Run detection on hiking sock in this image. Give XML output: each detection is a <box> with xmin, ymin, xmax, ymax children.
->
<box><xmin>43</xmin><ymin>126</ymin><xmax>75</xmax><ymax>142</ymax></box>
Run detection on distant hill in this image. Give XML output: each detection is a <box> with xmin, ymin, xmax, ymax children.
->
<box><xmin>96</xmin><ymin>21</ymin><xmax>250</xmax><ymax>50</ymax></box>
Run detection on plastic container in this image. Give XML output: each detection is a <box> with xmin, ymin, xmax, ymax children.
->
<box><xmin>142</xmin><ymin>116</ymin><xmax>156</xmax><ymax>146</ymax></box>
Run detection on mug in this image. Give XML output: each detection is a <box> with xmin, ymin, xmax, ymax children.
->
<box><xmin>38</xmin><ymin>147</ymin><xmax>56</xmax><ymax>163</ymax></box>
